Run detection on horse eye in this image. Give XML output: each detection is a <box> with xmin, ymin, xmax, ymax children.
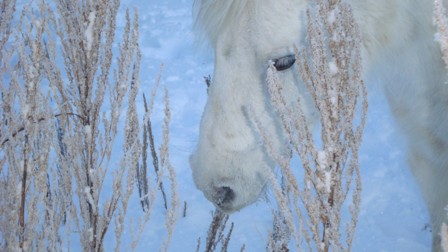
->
<box><xmin>273</xmin><ymin>54</ymin><xmax>296</xmax><ymax>71</ymax></box>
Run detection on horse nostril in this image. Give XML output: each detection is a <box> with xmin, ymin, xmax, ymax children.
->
<box><xmin>215</xmin><ymin>186</ymin><xmax>235</xmax><ymax>207</ymax></box>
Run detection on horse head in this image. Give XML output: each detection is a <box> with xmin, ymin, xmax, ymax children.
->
<box><xmin>190</xmin><ymin>0</ymin><xmax>315</xmax><ymax>212</ymax></box>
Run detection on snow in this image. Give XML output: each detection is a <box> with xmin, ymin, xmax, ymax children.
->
<box><xmin>317</xmin><ymin>150</ymin><xmax>328</xmax><ymax>169</ymax></box>
<box><xmin>21</xmin><ymin>104</ymin><xmax>29</xmax><ymax>118</ymax></box>
<box><xmin>84</xmin><ymin>187</ymin><xmax>95</xmax><ymax>213</ymax></box>
<box><xmin>84</xmin><ymin>125</ymin><xmax>92</xmax><ymax>138</ymax></box>
<box><xmin>317</xmin><ymin>151</ymin><xmax>332</xmax><ymax>193</ymax></box>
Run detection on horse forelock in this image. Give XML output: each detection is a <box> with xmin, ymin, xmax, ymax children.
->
<box><xmin>193</xmin><ymin>0</ymin><xmax>253</xmax><ymax>47</ymax></box>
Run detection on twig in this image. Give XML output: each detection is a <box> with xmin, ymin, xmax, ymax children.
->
<box><xmin>203</xmin><ymin>210</ymin><xmax>234</xmax><ymax>252</ymax></box>
<box><xmin>1</xmin><ymin>112</ymin><xmax>86</xmax><ymax>146</ymax></box>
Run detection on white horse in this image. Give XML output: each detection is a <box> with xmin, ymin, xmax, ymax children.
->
<box><xmin>190</xmin><ymin>0</ymin><xmax>448</xmax><ymax>250</ymax></box>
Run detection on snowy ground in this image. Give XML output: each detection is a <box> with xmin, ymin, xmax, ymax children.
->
<box><xmin>99</xmin><ymin>0</ymin><xmax>430</xmax><ymax>251</ymax></box>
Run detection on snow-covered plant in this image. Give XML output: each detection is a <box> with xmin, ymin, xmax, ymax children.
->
<box><xmin>266</xmin><ymin>210</ymin><xmax>291</xmax><ymax>252</ymax></box>
<box><xmin>443</xmin><ymin>221</ymin><xmax>448</xmax><ymax>252</ymax></box>
<box><xmin>434</xmin><ymin>0</ymin><xmax>448</xmax><ymax>72</ymax></box>
<box><xmin>43</xmin><ymin>2</ymin><xmax>144</xmax><ymax>250</ymax></box>
<box><xmin>195</xmin><ymin>210</ymin><xmax>237</xmax><ymax>252</ymax></box>
<box><xmin>0</xmin><ymin>0</ymin><xmax>178</xmax><ymax>251</ymax></box>
<box><xmin>0</xmin><ymin>1</ymin><xmax>66</xmax><ymax>250</ymax></box>
<box><xmin>434</xmin><ymin>1</ymin><xmax>448</xmax><ymax>251</ymax></box>
<box><xmin>258</xmin><ymin>0</ymin><xmax>367</xmax><ymax>251</ymax></box>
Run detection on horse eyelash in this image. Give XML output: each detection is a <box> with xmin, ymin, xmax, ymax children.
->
<box><xmin>273</xmin><ymin>54</ymin><xmax>296</xmax><ymax>71</ymax></box>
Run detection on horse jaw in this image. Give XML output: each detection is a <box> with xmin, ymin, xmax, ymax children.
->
<box><xmin>190</xmin><ymin>0</ymin><xmax>311</xmax><ymax>213</ymax></box>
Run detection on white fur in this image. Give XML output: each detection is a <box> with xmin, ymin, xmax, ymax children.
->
<box><xmin>190</xmin><ymin>0</ymin><xmax>448</xmax><ymax>250</ymax></box>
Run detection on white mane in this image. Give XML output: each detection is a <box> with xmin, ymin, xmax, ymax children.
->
<box><xmin>193</xmin><ymin>0</ymin><xmax>251</xmax><ymax>46</ymax></box>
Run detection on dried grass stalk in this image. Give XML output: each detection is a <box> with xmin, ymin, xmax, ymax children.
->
<box><xmin>196</xmin><ymin>210</ymin><xmax>235</xmax><ymax>252</ymax></box>
<box><xmin>258</xmin><ymin>0</ymin><xmax>367</xmax><ymax>251</ymax></box>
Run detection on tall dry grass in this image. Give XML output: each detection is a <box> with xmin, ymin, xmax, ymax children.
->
<box><xmin>0</xmin><ymin>0</ymin><xmax>178</xmax><ymax>251</ymax></box>
<box><xmin>254</xmin><ymin>0</ymin><xmax>367</xmax><ymax>251</ymax></box>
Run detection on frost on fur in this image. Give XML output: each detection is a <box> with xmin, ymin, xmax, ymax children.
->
<box><xmin>258</xmin><ymin>0</ymin><xmax>367</xmax><ymax>251</ymax></box>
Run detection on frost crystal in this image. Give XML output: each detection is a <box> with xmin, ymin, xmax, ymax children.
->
<box><xmin>329</xmin><ymin>61</ymin><xmax>338</xmax><ymax>75</ymax></box>
<box><xmin>22</xmin><ymin>104</ymin><xmax>29</xmax><ymax>117</ymax></box>
<box><xmin>84</xmin><ymin>125</ymin><xmax>92</xmax><ymax>142</ymax></box>
<box><xmin>84</xmin><ymin>11</ymin><xmax>96</xmax><ymax>53</ymax></box>
<box><xmin>325</xmin><ymin>171</ymin><xmax>331</xmax><ymax>193</ymax></box>
<box><xmin>317</xmin><ymin>150</ymin><xmax>328</xmax><ymax>169</ymax></box>
<box><xmin>87</xmin><ymin>228</ymin><xmax>94</xmax><ymax>242</ymax></box>
<box><xmin>84</xmin><ymin>125</ymin><xmax>91</xmax><ymax>135</ymax></box>
<box><xmin>327</xmin><ymin>9</ymin><xmax>336</xmax><ymax>25</ymax></box>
